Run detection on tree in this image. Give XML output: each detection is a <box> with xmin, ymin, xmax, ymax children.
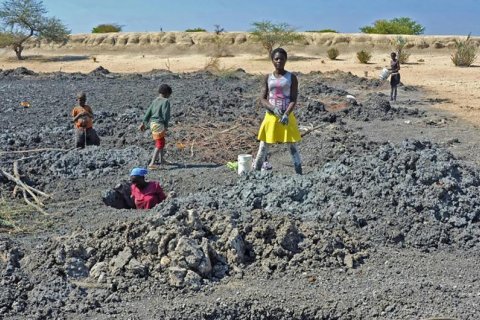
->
<box><xmin>360</xmin><ymin>17</ymin><xmax>425</xmax><ymax>35</ymax></box>
<box><xmin>92</xmin><ymin>24</ymin><xmax>122</xmax><ymax>33</ymax></box>
<box><xmin>250</xmin><ymin>21</ymin><xmax>304</xmax><ymax>57</ymax></box>
<box><xmin>0</xmin><ymin>0</ymin><xmax>69</xmax><ymax>59</ymax></box>
<box><xmin>213</xmin><ymin>24</ymin><xmax>225</xmax><ymax>35</ymax></box>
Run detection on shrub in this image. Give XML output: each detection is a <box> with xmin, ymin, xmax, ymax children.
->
<box><xmin>399</xmin><ymin>51</ymin><xmax>410</xmax><ymax>64</ymax></box>
<box><xmin>360</xmin><ymin>17</ymin><xmax>425</xmax><ymax>35</ymax></box>
<box><xmin>451</xmin><ymin>34</ymin><xmax>478</xmax><ymax>67</ymax></box>
<box><xmin>305</xmin><ymin>29</ymin><xmax>338</xmax><ymax>33</ymax></box>
<box><xmin>357</xmin><ymin>50</ymin><xmax>372</xmax><ymax>64</ymax></box>
<box><xmin>211</xmin><ymin>34</ymin><xmax>232</xmax><ymax>58</ymax></box>
<box><xmin>392</xmin><ymin>36</ymin><xmax>410</xmax><ymax>64</ymax></box>
<box><xmin>92</xmin><ymin>24</ymin><xmax>122</xmax><ymax>33</ymax></box>
<box><xmin>327</xmin><ymin>47</ymin><xmax>339</xmax><ymax>60</ymax></box>
<box><xmin>250</xmin><ymin>20</ymin><xmax>305</xmax><ymax>57</ymax></box>
<box><xmin>185</xmin><ymin>28</ymin><xmax>206</xmax><ymax>32</ymax></box>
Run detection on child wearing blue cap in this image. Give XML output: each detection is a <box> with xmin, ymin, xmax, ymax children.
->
<box><xmin>130</xmin><ymin>167</ymin><xmax>166</xmax><ymax>209</ymax></box>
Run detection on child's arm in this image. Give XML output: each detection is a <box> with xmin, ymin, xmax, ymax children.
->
<box><xmin>163</xmin><ymin>100</ymin><xmax>171</xmax><ymax>129</ymax></box>
<box><xmin>140</xmin><ymin>103</ymin><xmax>153</xmax><ymax>131</ymax></box>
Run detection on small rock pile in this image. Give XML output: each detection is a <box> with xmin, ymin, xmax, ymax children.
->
<box><xmin>33</xmin><ymin>209</ymin><xmax>366</xmax><ymax>291</ymax></box>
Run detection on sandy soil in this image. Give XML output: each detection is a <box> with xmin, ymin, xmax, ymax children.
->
<box><xmin>1</xmin><ymin>48</ymin><xmax>479</xmax><ymax>126</ymax></box>
<box><xmin>1</xmin><ymin>46</ymin><xmax>480</xmax><ymax>319</ymax></box>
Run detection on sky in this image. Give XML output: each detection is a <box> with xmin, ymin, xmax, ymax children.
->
<box><xmin>41</xmin><ymin>0</ymin><xmax>480</xmax><ymax>36</ymax></box>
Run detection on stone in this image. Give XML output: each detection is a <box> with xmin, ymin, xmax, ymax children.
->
<box><xmin>168</xmin><ymin>267</ymin><xmax>187</xmax><ymax>287</ymax></box>
<box><xmin>110</xmin><ymin>246</ymin><xmax>132</xmax><ymax>274</ymax></box>
<box><xmin>64</xmin><ymin>257</ymin><xmax>89</xmax><ymax>278</ymax></box>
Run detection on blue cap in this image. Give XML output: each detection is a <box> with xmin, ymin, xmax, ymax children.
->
<box><xmin>130</xmin><ymin>167</ymin><xmax>148</xmax><ymax>177</ymax></box>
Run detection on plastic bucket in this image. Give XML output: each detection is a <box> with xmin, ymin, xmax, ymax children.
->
<box><xmin>237</xmin><ymin>154</ymin><xmax>253</xmax><ymax>175</ymax></box>
<box><xmin>379</xmin><ymin>68</ymin><xmax>390</xmax><ymax>81</ymax></box>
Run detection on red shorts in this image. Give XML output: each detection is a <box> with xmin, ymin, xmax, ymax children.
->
<box><xmin>155</xmin><ymin>137</ymin><xmax>165</xmax><ymax>149</ymax></box>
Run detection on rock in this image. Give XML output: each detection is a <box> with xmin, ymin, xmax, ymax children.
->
<box><xmin>160</xmin><ymin>256</ymin><xmax>171</xmax><ymax>268</ymax></box>
<box><xmin>89</xmin><ymin>262</ymin><xmax>107</xmax><ymax>279</ymax></box>
<box><xmin>344</xmin><ymin>254</ymin><xmax>354</xmax><ymax>269</ymax></box>
<box><xmin>126</xmin><ymin>258</ymin><xmax>147</xmax><ymax>277</ymax></box>
<box><xmin>277</xmin><ymin>222</ymin><xmax>303</xmax><ymax>254</ymax></box>
<box><xmin>110</xmin><ymin>247</ymin><xmax>132</xmax><ymax>274</ymax></box>
<box><xmin>168</xmin><ymin>267</ymin><xmax>187</xmax><ymax>287</ymax></box>
<box><xmin>184</xmin><ymin>270</ymin><xmax>202</xmax><ymax>290</ymax></box>
<box><xmin>172</xmin><ymin>237</ymin><xmax>212</xmax><ymax>277</ymax></box>
<box><xmin>64</xmin><ymin>258</ymin><xmax>89</xmax><ymax>278</ymax></box>
<box><xmin>227</xmin><ymin>228</ymin><xmax>246</xmax><ymax>264</ymax></box>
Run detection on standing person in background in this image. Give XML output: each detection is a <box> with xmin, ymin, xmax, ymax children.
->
<box><xmin>389</xmin><ymin>52</ymin><xmax>401</xmax><ymax>102</ymax></box>
<box><xmin>253</xmin><ymin>47</ymin><xmax>303</xmax><ymax>175</ymax></box>
<box><xmin>140</xmin><ymin>84</ymin><xmax>172</xmax><ymax>170</ymax></box>
<box><xmin>71</xmin><ymin>92</ymin><xmax>100</xmax><ymax>148</ymax></box>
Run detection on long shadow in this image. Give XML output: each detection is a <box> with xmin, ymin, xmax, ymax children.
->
<box><xmin>19</xmin><ymin>55</ymin><xmax>90</xmax><ymax>62</ymax></box>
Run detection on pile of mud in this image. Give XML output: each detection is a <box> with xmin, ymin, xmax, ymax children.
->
<box><xmin>0</xmin><ymin>209</ymin><xmax>367</xmax><ymax>317</ymax></box>
<box><xmin>156</xmin><ymin>139</ymin><xmax>480</xmax><ymax>250</ymax></box>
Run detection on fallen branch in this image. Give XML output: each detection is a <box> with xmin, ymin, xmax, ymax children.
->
<box><xmin>0</xmin><ymin>147</ymin><xmax>73</xmax><ymax>156</ymax></box>
<box><xmin>0</xmin><ymin>162</ymin><xmax>51</xmax><ymax>216</ymax></box>
<box><xmin>301</xmin><ymin>125</ymin><xmax>324</xmax><ymax>137</ymax></box>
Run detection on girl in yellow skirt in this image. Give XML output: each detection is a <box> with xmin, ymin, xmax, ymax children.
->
<box><xmin>253</xmin><ymin>48</ymin><xmax>302</xmax><ymax>174</ymax></box>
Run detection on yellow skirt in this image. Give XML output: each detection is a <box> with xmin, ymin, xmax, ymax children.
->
<box><xmin>257</xmin><ymin>112</ymin><xmax>301</xmax><ymax>143</ymax></box>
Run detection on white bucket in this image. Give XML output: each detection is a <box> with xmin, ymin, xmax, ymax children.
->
<box><xmin>379</xmin><ymin>68</ymin><xmax>390</xmax><ymax>81</ymax></box>
<box><xmin>237</xmin><ymin>154</ymin><xmax>253</xmax><ymax>175</ymax></box>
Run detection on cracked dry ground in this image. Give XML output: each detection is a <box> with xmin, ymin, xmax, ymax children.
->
<box><xmin>1</xmin><ymin>67</ymin><xmax>479</xmax><ymax>319</ymax></box>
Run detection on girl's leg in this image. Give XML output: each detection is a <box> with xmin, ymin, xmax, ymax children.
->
<box><xmin>289</xmin><ymin>143</ymin><xmax>302</xmax><ymax>175</ymax></box>
<box><xmin>393</xmin><ymin>85</ymin><xmax>398</xmax><ymax>101</ymax></box>
<box><xmin>390</xmin><ymin>85</ymin><xmax>395</xmax><ymax>101</ymax></box>
<box><xmin>253</xmin><ymin>141</ymin><xmax>269</xmax><ymax>170</ymax></box>
<box><xmin>160</xmin><ymin>148</ymin><xmax>172</xmax><ymax>164</ymax></box>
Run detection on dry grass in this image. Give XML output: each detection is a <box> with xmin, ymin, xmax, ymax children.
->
<box><xmin>0</xmin><ymin>196</ymin><xmax>36</xmax><ymax>232</ymax></box>
<box><xmin>203</xmin><ymin>56</ymin><xmax>237</xmax><ymax>78</ymax></box>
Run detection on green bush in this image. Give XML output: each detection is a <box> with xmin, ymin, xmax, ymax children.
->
<box><xmin>451</xmin><ymin>34</ymin><xmax>478</xmax><ymax>67</ymax></box>
<box><xmin>305</xmin><ymin>29</ymin><xmax>338</xmax><ymax>33</ymax></box>
<box><xmin>360</xmin><ymin>17</ymin><xmax>425</xmax><ymax>35</ymax></box>
<box><xmin>327</xmin><ymin>47</ymin><xmax>339</xmax><ymax>60</ymax></box>
<box><xmin>185</xmin><ymin>28</ymin><xmax>206</xmax><ymax>32</ymax></box>
<box><xmin>92</xmin><ymin>24</ymin><xmax>122</xmax><ymax>33</ymax></box>
<box><xmin>357</xmin><ymin>50</ymin><xmax>372</xmax><ymax>64</ymax></box>
<box><xmin>392</xmin><ymin>36</ymin><xmax>410</xmax><ymax>64</ymax></box>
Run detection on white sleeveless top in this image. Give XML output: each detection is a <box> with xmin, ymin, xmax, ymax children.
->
<box><xmin>268</xmin><ymin>72</ymin><xmax>291</xmax><ymax>113</ymax></box>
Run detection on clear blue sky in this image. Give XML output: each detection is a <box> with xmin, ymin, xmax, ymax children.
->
<box><xmin>42</xmin><ymin>0</ymin><xmax>480</xmax><ymax>36</ymax></box>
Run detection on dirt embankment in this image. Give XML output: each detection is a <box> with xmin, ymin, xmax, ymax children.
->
<box><xmin>26</xmin><ymin>32</ymin><xmax>480</xmax><ymax>54</ymax></box>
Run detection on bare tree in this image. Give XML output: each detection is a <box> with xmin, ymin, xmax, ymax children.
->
<box><xmin>0</xmin><ymin>0</ymin><xmax>69</xmax><ymax>59</ymax></box>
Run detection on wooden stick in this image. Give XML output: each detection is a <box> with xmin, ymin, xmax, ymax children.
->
<box><xmin>0</xmin><ymin>168</ymin><xmax>50</xmax><ymax>201</ymax></box>
<box><xmin>13</xmin><ymin>162</ymin><xmax>44</xmax><ymax>206</ymax></box>
<box><xmin>0</xmin><ymin>147</ymin><xmax>73</xmax><ymax>156</ymax></box>
<box><xmin>21</xmin><ymin>189</ymin><xmax>49</xmax><ymax>216</ymax></box>
<box><xmin>301</xmin><ymin>125</ymin><xmax>324</xmax><ymax>137</ymax></box>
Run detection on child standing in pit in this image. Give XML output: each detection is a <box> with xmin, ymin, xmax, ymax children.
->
<box><xmin>140</xmin><ymin>84</ymin><xmax>172</xmax><ymax>169</ymax></box>
<box><xmin>129</xmin><ymin>167</ymin><xmax>167</xmax><ymax>209</ymax></box>
<box><xmin>71</xmin><ymin>92</ymin><xmax>100</xmax><ymax>148</ymax></box>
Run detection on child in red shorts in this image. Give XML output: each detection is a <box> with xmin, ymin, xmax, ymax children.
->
<box><xmin>139</xmin><ymin>84</ymin><xmax>172</xmax><ymax>169</ymax></box>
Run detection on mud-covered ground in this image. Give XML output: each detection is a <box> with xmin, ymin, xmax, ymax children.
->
<box><xmin>1</xmin><ymin>67</ymin><xmax>479</xmax><ymax>319</ymax></box>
